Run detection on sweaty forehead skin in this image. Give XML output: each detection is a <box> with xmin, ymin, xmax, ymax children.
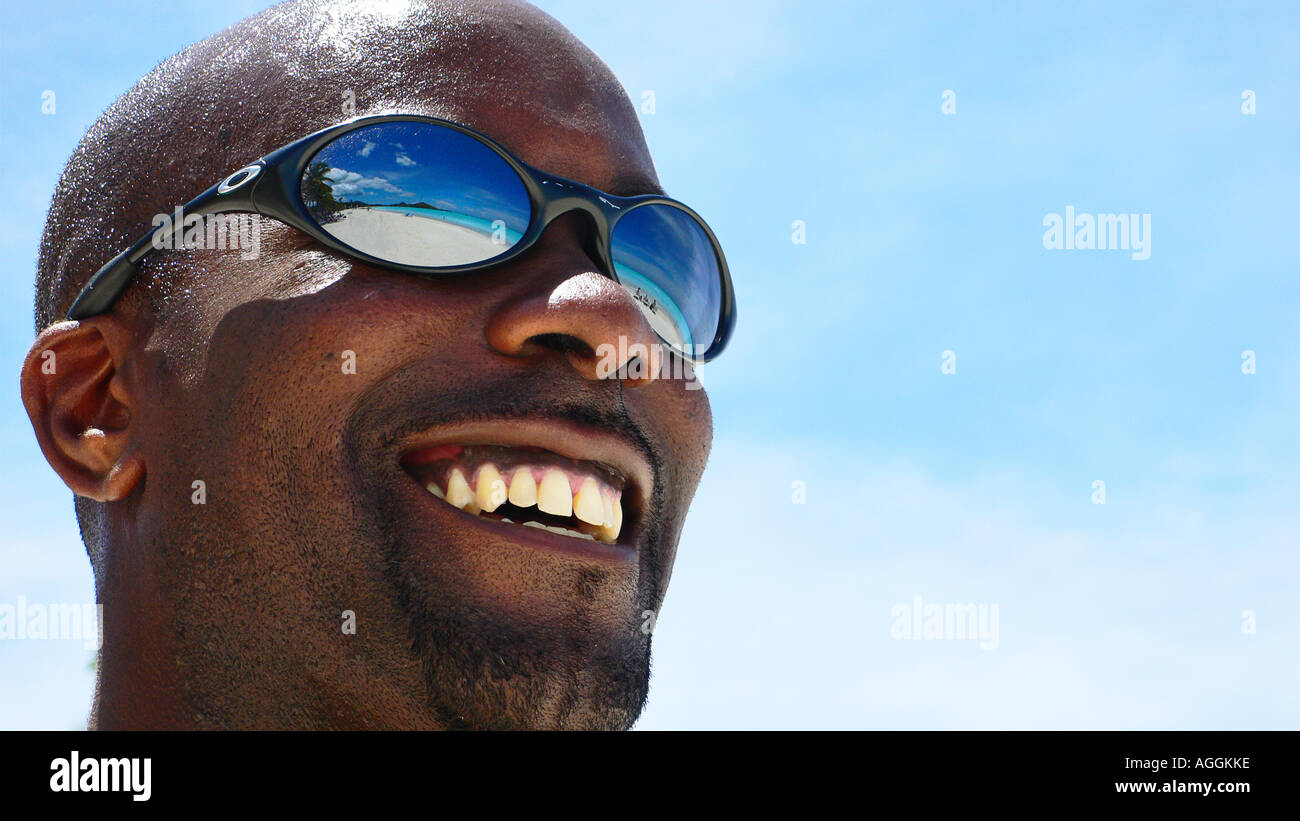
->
<box><xmin>35</xmin><ymin>0</ymin><xmax>659</xmax><ymax>329</ymax></box>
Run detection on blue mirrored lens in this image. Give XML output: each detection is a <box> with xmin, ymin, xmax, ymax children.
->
<box><xmin>610</xmin><ymin>203</ymin><xmax>722</xmax><ymax>357</ymax></box>
<box><xmin>301</xmin><ymin>122</ymin><xmax>531</xmax><ymax>266</ymax></box>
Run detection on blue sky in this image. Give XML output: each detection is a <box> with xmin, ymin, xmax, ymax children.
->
<box><xmin>2</xmin><ymin>0</ymin><xmax>1297</xmax><ymax>729</ymax></box>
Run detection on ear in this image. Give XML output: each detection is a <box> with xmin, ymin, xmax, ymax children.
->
<box><xmin>20</xmin><ymin>319</ymin><xmax>145</xmax><ymax>502</ymax></box>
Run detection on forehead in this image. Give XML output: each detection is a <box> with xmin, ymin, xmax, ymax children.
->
<box><xmin>290</xmin><ymin>1</ymin><xmax>663</xmax><ymax>198</ymax></box>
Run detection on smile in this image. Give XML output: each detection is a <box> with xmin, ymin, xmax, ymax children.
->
<box><xmin>396</xmin><ymin>419</ymin><xmax>651</xmax><ymax>550</ymax></box>
<box><xmin>403</xmin><ymin>445</ymin><xmax>624</xmax><ymax>542</ymax></box>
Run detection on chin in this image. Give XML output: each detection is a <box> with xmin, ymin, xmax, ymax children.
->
<box><xmin>342</xmin><ymin>403</ymin><xmax>676</xmax><ymax>729</ymax></box>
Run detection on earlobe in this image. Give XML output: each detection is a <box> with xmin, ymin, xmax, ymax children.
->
<box><xmin>20</xmin><ymin>319</ymin><xmax>145</xmax><ymax>502</ymax></box>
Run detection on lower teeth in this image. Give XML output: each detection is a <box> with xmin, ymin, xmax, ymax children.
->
<box><xmin>521</xmin><ymin>520</ymin><xmax>595</xmax><ymax>540</ymax></box>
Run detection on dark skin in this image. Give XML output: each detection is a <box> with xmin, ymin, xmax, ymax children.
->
<box><xmin>20</xmin><ymin>0</ymin><xmax>711</xmax><ymax>729</ymax></box>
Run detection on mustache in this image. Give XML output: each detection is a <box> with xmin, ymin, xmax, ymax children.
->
<box><xmin>368</xmin><ymin>373</ymin><xmax>663</xmax><ymax>485</ymax></box>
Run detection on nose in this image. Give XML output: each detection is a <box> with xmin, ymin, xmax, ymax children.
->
<box><xmin>484</xmin><ymin>214</ymin><xmax>662</xmax><ymax>385</ymax></box>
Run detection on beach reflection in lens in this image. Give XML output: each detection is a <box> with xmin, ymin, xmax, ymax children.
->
<box><xmin>611</xmin><ymin>203</ymin><xmax>721</xmax><ymax>357</ymax></box>
<box><xmin>300</xmin><ymin>122</ymin><xmax>531</xmax><ymax>267</ymax></box>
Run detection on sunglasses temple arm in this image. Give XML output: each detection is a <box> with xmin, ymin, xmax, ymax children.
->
<box><xmin>64</xmin><ymin>243</ymin><xmax>143</xmax><ymax>320</ymax></box>
<box><xmin>65</xmin><ymin>175</ymin><xmax>264</xmax><ymax>320</ymax></box>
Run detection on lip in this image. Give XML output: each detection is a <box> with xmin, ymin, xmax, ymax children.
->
<box><xmin>394</xmin><ymin>417</ymin><xmax>653</xmax><ymax>564</ymax></box>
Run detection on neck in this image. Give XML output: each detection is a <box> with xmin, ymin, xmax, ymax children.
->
<box><xmin>92</xmin><ymin>526</ymin><xmax>192</xmax><ymax>729</ymax></box>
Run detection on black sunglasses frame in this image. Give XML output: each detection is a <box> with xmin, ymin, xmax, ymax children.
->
<box><xmin>66</xmin><ymin>113</ymin><xmax>736</xmax><ymax>362</ymax></box>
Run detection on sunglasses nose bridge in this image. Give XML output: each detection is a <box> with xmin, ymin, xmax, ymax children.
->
<box><xmin>535</xmin><ymin>194</ymin><xmax>614</xmax><ymax>274</ymax></box>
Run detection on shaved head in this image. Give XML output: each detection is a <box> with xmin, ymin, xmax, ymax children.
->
<box><xmin>37</xmin><ymin>0</ymin><xmax>655</xmax><ymax>330</ymax></box>
<box><xmin>26</xmin><ymin>0</ymin><xmax>714</xmax><ymax>730</ymax></box>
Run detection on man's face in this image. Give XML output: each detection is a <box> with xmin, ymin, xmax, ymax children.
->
<box><xmin>114</xmin><ymin>9</ymin><xmax>713</xmax><ymax>729</ymax></box>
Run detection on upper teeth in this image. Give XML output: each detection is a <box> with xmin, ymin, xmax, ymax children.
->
<box><xmin>573</xmin><ymin>477</ymin><xmax>605</xmax><ymax>526</ymax></box>
<box><xmin>427</xmin><ymin>463</ymin><xmax>623</xmax><ymax>544</ymax></box>
<box><xmin>507</xmin><ymin>469</ymin><xmax>537</xmax><ymax>507</ymax></box>
<box><xmin>476</xmin><ymin>464</ymin><xmax>508</xmax><ymax>512</ymax></box>
<box><xmin>537</xmin><ymin>469</ymin><xmax>572</xmax><ymax>518</ymax></box>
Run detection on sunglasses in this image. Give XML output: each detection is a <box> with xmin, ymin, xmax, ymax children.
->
<box><xmin>66</xmin><ymin>114</ymin><xmax>736</xmax><ymax>362</ymax></box>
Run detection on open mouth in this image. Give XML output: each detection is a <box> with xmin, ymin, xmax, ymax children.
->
<box><xmin>401</xmin><ymin>444</ymin><xmax>627</xmax><ymax>544</ymax></box>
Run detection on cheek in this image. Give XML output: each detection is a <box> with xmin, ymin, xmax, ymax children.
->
<box><xmin>629</xmin><ymin>373</ymin><xmax>713</xmax><ymax>501</ymax></box>
<box><xmin>694</xmin><ymin>384</ymin><xmax>714</xmax><ymax>455</ymax></box>
<box><xmin>201</xmin><ymin>275</ymin><xmax>475</xmax><ymax>429</ymax></box>
<box><xmin>148</xmin><ymin>231</ymin><xmax>354</xmax><ymax>387</ymax></box>
<box><xmin>675</xmin><ymin>381</ymin><xmax>712</xmax><ymax>476</ymax></box>
<box><xmin>147</xmin><ymin>271</ymin><xmax>488</xmax><ymax>619</ymax></box>
<box><xmin>202</xmin><ymin>250</ymin><xmax>483</xmax><ymax>379</ymax></box>
<box><xmin>150</xmin><ymin>263</ymin><xmax>480</xmax><ymax>513</ymax></box>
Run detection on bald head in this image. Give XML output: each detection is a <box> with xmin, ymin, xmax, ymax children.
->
<box><xmin>25</xmin><ymin>0</ymin><xmax>713</xmax><ymax>730</ymax></box>
<box><xmin>37</xmin><ymin>0</ymin><xmax>656</xmax><ymax>330</ymax></box>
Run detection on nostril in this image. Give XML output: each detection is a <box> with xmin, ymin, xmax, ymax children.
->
<box><xmin>529</xmin><ymin>333</ymin><xmax>596</xmax><ymax>360</ymax></box>
<box><xmin>484</xmin><ymin>268</ymin><xmax>659</xmax><ymax>382</ymax></box>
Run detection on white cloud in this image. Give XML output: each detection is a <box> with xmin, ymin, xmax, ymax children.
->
<box><xmin>323</xmin><ymin>167</ymin><xmax>411</xmax><ymax>197</ymax></box>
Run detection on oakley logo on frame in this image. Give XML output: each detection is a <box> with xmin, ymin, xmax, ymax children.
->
<box><xmin>218</xmin><ymin>164</ymin><xmax>263</xmax><ymax>194</ymax></box>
